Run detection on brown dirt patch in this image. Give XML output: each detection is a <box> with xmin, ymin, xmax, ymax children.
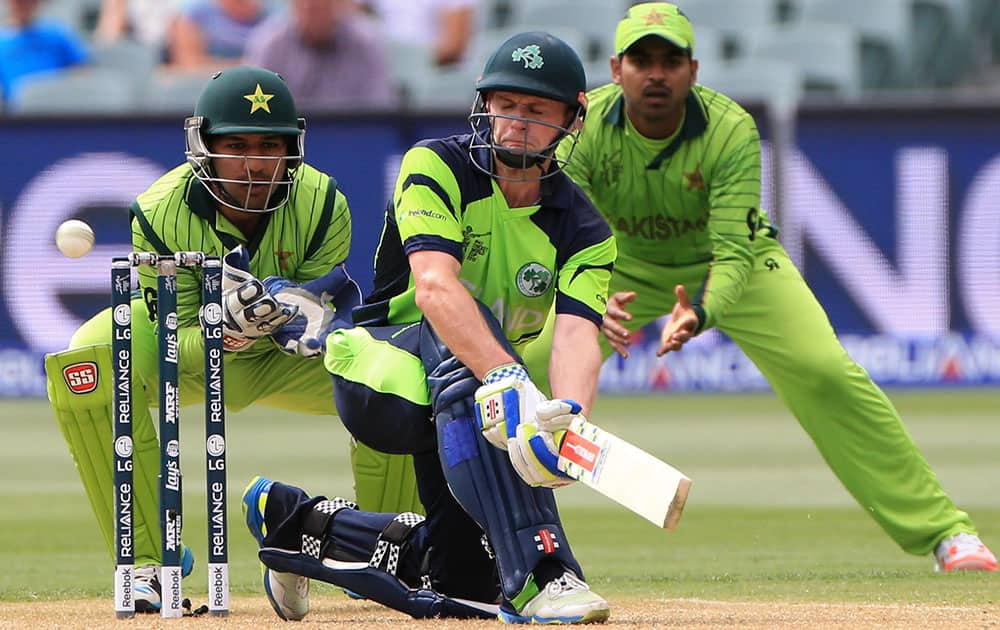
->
<box><xmin>1</xmin><ymin>596</ymin><xmax>998</xmax><ymax>629</ymax></box>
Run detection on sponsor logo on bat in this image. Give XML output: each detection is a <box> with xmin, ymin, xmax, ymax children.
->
<box><xmin>560</xmin><ymin>431</ymin><xmax>600</xmax><ymax>472</ymax></box>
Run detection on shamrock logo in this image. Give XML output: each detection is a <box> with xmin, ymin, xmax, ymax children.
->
<box><xmin>512</xmin><ymin>45</ymin><xmax>544</xmax><ymax>70</ymax></box>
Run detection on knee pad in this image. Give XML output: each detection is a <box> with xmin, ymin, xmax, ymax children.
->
<box><xmin>419</xmin><ymin>301</ymin><xmax>522</xmax><ymax>407</ymax></box>
<box><xmin>258</xmin><ymin>483</ymin><xmax>496</xmax><ymax>620</ymax></box>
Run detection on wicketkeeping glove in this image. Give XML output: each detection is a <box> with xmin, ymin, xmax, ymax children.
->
<box><xmin>263</xmin><ymin>265</ymin><xmax>362</xmax><ymax>357</ymax></box>
<box><xmin>221</xmin><ymin>245</ymin><xmax>297</xmax><ymax>352</ymax></box>
<box><xmin>508</xmin><ymin>399</ymin><xmax>579</xmax><ymax>488</ymax></box>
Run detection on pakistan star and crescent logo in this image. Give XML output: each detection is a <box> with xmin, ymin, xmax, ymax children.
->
<box><xmin>244</xmin><ymin>83</ymin><xmax>274</xmax><ymax>114</ymax></box>
<box><xmin>512</xmin><ymin>45</ymin><xmax>544</xmax><ymax>70</ymax></box>
<box><xmin>645</xmin><ymin>8</ymin><xmax>666</xmax><ymax>25</ymax></box>
<box><xmin>684</xmin><ymin>162</ymin><xmax>705</xmax><ymax>191</ymax></box>
<box><xmin>515</xmin><ymin>262</ymin><xmax>553</xmax><ymax>297</ymax></box>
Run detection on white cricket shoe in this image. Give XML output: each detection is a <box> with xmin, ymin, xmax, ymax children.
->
<box><xmin>263</xmin><ymin>565</ymin><xmax>310</xmax><ymax>621</ymax></box>
<box><xmin>132</xmin><ymin>545</ymin><xmax>196</xmax><ymax>614</ymax></box>
<box><xmin>500</xmin><ymin>570</ymin><xmax>609</xmax><ymax>624</ymax></box>
<box><xmin>934</xmin><ymin>533</ymin><xmax>998</xmax><ymax>572</ymax></box>
<box><xmin>133</xmin><ymin>565</ymin><xmax>161</xmax><ymax>613</ymax></box>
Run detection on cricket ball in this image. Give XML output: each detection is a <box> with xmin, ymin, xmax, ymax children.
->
<box><xmin>55</xmin><ymin>219</ymin><xmax>95</xmax><ymax>258</ymax></box>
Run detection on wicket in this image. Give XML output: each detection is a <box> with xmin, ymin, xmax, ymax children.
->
<box><xmin>112</xmin><ymin>252</ymin><xmax>228</xmax><ymax>619</ymax></box>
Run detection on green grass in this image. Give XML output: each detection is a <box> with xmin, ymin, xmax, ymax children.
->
<box><xmin>1</xmin><ymin>390</ymin><xmax>997</xmax><ymax>604</ymax></box>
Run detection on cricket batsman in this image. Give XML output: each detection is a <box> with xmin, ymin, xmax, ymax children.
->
<box><xmin>239</xmin><ymin>32</ymin><xmax>617</xmax><ymax>624</ymax></box>
<box><xmin>525</xmin><ymin>2</ymin><xmax>996</xmax><ymax>573</ymax></box>
<box><xmin>44</xmin><ymin>66</ymin><xmax>423</xmax><ymax>613</ymax></box>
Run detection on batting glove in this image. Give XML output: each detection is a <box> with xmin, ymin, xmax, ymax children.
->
<box><xmin>221</xmin><ymin>246</ymin><xmax>297</xmax><ymax>351</ymax></box>
<box><xmin>507</xmin><ymin>399</ymin><xmax>578</xmax><ymax>488</ymax></box>
<box><xmin>264</xmin><ymin>265</ymin><xmax>362</xmax><ymax>357</ymax></box>
<box><xmin>474</xmin><ymin>363</ymin><xmax>544</xmax><ymax>451</ymax></box>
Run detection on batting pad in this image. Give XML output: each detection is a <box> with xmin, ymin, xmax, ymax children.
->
<box><xmin>255</xmin><ymin>481</ymin><xmax>497</xmax><ymax>620</ymax></box>
<box><xmin>436</xmin><ymin>408</ymin><xmax>582</xmax><ymax>602</ymax></box>
<box><xmin>45</xmin><ymin>345</ymin><xmax>164</xmax><ymax>565</ymax></box>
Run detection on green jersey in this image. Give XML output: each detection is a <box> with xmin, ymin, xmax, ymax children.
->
<box><xmin>558</xmin><ymin>83</ymin><xmax>774</xmax><ymax>330</ymax></box>
<box><xmin>131</xmin><ymin>163</ymin><xmax>350</xmax><ymax>354</ymax></box>
<box><xmin>355</xmin><ymin>133</ymin><xmax>616</xmax><ymax>354</ymax></box>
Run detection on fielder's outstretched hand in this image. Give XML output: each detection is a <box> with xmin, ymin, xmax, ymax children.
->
<box><xmin>221</xmin><ymin>246</ymin><xmax>298</xmax><ymax>351</ymax></box>
<box><xmin>601</xmin><ymin>291</ymin><xmax>637</xmax><ymax>358</ymax></box>
<box><xmin>264</xmin><ymin>265</ymin><xmax>361</xmax><ymax>357</ymax></box>
<box><xmin>657</xmin><ymin>284</ymin><xmax>699</xmax><ymax>356</ymax></box>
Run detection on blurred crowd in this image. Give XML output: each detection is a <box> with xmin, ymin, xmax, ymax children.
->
<box><xmin>2</xmin><ymin>0</ymin><xmax>998</xmax><ymax>116</ymax></box>
<box><xmin>0</xmin><ymin>0</ymin><xmax>480</xmax><ymax>113</ymax></box>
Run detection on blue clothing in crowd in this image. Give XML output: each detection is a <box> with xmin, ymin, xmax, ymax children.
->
<box><xmin>0</xmin><ymin>19</ymin><xmax>89</xmax><ymax>105</ymax></box>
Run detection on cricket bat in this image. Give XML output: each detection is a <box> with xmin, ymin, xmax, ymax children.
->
<box><xmin>557</xmin><ymin>415</ymin><xmax>691</xmax><ymax>530</ymax></box>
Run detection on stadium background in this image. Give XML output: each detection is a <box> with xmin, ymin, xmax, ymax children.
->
<box><xmin>1</xmin><ymin>1</ymin><xmax>998</xmax><ymax>625</ymax></box>
<box><xmin>1</xmin><ymin>103</ymin><xmax>999</xmax><ymax>397</ymax></box>
<box><xmin>3</xmin><ymin>0</ymin><xmax>1000</xmax><ymax>397</ymax></box>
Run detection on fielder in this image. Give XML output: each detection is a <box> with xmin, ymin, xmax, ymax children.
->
<box><xmin>526</xmin><ymin>2</ymin><xmax>996</xmax><ymax>572</ymax></box>
<box><xmin>242</xmin><ymin>32</ymin><xmax>617</xmax><ymax>624</ymax></box>
<box><xmin>44</xmin><ymin>66</ymin><xmax>422</xmax><ymax>613</ymax></box>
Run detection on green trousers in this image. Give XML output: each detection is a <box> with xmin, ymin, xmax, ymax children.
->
<box><xmin>46</xmin><ymin>298</ymin><xmax>420</xmax><ymax>567</ymax></box>
<box><xmin>524</xmin><ymin>236</ymin><xmax>975</xmax><ymax>555</ymax></box>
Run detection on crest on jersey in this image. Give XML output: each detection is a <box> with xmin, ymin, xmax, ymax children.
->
<box><xmin>516</xmin><ymin>262</ymin><xmax>552</xmax><ymax>297</ymax></box>
<box><xmin>511</xmin><ymin>45</ymin><xmax>544</xmax><ymax>70</ymax></box>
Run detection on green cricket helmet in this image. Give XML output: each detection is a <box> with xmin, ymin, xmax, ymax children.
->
<box><xmin>469</xmin><ymin>31</ymin><xmax>586</xmax><ymax>180</ymax></box>
<box><xmin>184</xmin><ymin>66</ymin><xmax>306</xmax><ymax>214</ymax></box>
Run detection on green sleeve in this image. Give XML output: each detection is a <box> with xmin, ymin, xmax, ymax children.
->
<box><xmin>293</xmin><ymin>181</ymin><xmax>352</xmax><ymax>281</ymax></box>
<box><xmin>557</xmin><ymin>237</ymin><xmax>616</xmax><ymax>321</ymax></box>
<box><xmin>695</xmin><ymin>118</ymin><xmax>761</xmax><ymax>330</ymax></box>
<box><xmin>393</xmin><ymin>146</ymin><xmax>464</xmax><ymax>246</ymax></box>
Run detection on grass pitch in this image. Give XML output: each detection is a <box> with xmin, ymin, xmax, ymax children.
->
<box><xmin>1</xmin><ymin>390</ymin><xmax>997</xmax><ymax>614</ymax></box>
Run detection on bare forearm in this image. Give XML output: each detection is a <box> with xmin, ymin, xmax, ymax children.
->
<box><xmin>548</xmin><ymin>315</ymin><xmax>601</xmax><ymax>414</ymax></box>
<box><xmin>416</xmin><ymin>279</ymin><xmax>514</xmax><ymax>380</ymax></box>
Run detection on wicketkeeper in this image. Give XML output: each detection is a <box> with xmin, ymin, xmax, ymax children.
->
<box><xmin>44</xmin><ymin>66</ymin><xmax>423</xmax><ymax>613</ymax></box>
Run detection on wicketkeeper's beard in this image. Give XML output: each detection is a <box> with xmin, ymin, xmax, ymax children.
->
<box><xmin>212</xmin><ymin>178</ymin><xmax>289</xmax><ymax>213</ymax></box>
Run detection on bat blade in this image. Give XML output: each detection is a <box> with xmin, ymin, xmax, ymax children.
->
<box><xmin>557</xmin><ymin>415</ymin><xmax>691</xmax><ymax>530</ymax></box>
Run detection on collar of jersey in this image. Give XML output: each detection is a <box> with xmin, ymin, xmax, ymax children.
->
<box><xmin>604</xmin><ymin>89</ymin><xmax>708</xmax><ymax>169</ymax></box>
<box><xmin>186</xmin><ymin>177</ymin><xmax>269</xmax><ymax>254</ymax></box>
<box><xmin>538</xmin><ymin>170</ymin><xmax>576</xmax><ymax>210</ymax></box>
<box><xmin>472</xmin><ymin>141</ymin><xmax>577</xmax><ymax>211</ymax></box>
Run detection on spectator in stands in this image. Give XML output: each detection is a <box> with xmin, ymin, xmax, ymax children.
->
<box><xmin>95</xmin><ymin>0</ymin><xmax>181</xmax><ymax>60</ymax></box>
<box><xmin>168</xmin><ymin>0</ymin><xmax>271</xmax><ymax>70</ymax></box>
<box><xmin>244</xmin><ymin>0</ymin><xmax>397</xmax><ymax>112</ymax></box>
<box><xmin>0</xmin><ymin>0</ymin><xmax>89</xmax><ymax>108</ymax></box>
<box><xmin>364</xmin><ymin>0</ymin><xmax>478</xmax><ymax>66</ymax></box>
